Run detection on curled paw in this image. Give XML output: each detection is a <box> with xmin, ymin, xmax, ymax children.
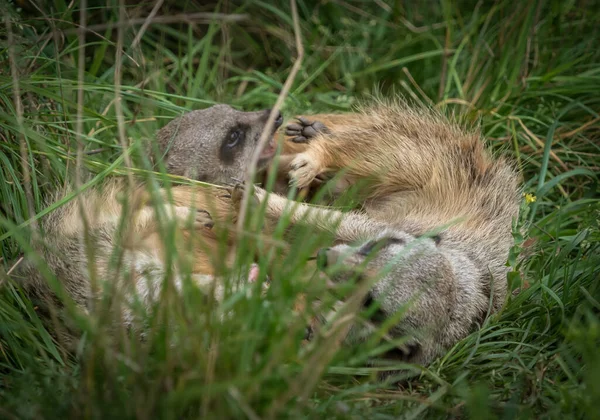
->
<box><xmin>193</xmin><ymin>209</ymin><xmax>214</xmax><ymax>229</ymax></box>
<box><xmin>285</xmin><ymin>117</ymin><xmax>330</xmax><ymax>143</ymax></box>
<box><xmin>289</xmin><ymin>153</ymin><xmax>320</xmax><ymax>189</ymax></box>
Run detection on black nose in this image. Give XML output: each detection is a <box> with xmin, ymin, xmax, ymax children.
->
<box><xmin>265</xmin><ymin>109</ymin><xmax>284</xmax><ymax>128</ymax></box>
<box><xmin>316</xmin><ymin>248</ymin><xmax>329</xmax><ymax>271</ymax></box>
<box><xmin>274</xmin><ymin>110</ymin><xmax>283</xmax><ymax>128</ymax></box>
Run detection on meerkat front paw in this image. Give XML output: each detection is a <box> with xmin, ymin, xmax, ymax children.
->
<box><xmin>173</xmin><ymin>206</ymin><xmax>214</xmax><ymax>229</ymax></box>
<box><xmin>289</xmin><ymin>153</ymin><xmax>322</xmax><ymax>189</ymax></box>
<box><xmin>286</xmin><ymin>117</ymin><xmax>330</xmax><ymax>143</ymax></box>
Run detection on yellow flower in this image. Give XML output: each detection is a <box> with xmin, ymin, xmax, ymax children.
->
<box><xmin>523</xmin><ymin>193</ymin><xmax>537</xmax><ymax>204</ymax></box>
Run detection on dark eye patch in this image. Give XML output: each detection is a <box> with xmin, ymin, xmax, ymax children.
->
<box><xmin>362</xmin><ymin>294</ymin><xmax>387</xmax><ymax>323</ymax></box>
<box><xmin>357</xmin><ymin>237</ymin><xmax>405</xmax><ymax>257</ymax></box>
<box><xmin>385</xmin><ymin>237</ymin><xmax>406</xmax><ymax>246</ymax></box>
<box><xmin>219</xmin><ymin>124</ymin><xmax>248</xmax><ymax>165</ymax></box>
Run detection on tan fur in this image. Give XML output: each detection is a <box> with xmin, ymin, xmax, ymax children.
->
<box><xmin>15</xmin><ymin>180</ymin><xmax>237</xmax><ymax>321</ymax></box>
<box><xmin>252</xmin><ymin>99</ymin><xmax>522</xmax><ymax>366</ymax></box>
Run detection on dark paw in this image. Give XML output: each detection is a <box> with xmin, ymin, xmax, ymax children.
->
<box><xmin>285</xmin><ymin>117</ymin><xmax>330</xmax><ymax>143</ymax></box>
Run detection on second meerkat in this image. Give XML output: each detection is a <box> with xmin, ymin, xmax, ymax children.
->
<box><xmin>251</xmin><ymin>99</ymin><xmax>522</xmax><ymax>365</ymax></box>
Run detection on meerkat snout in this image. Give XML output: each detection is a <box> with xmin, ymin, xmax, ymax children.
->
<box><xmin>153</xmin><ymin>104</ymin><xmax>285</xmax><ymax>184</ymax></box>
<box><xmin>268</xmin><ymin>109</ymin><xmax>284</xmax><ymax>128</ymax></box>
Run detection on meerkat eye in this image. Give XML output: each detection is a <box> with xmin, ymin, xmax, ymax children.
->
<box><xmin>227</xmin><ymin>130</ymin><xmax>243</xmax><ymax>148</ymax></box>
<box><xmin>357</xmin><ymin>240</ymin><xmax>377</xmax><ymax>256</ymax></box>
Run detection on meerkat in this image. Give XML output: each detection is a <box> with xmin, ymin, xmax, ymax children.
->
<box><xmin>246</xmin><ymin>99</ymin><xmax>521</xmax><ymax>366</ymax></box>
<box><xmin>11</xmin><ymin>104</ymin><xmax>285</xmax><ymax>342</ymax></box>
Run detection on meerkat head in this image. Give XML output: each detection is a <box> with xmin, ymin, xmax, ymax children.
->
<box><xmin>313</xmin><ymin>229</ymin><xmax>451</xmax><ymax>362</ymax></box>
<box><xmin>153</xmin><ymin>104</ymin><xmax>283</xmax><ymax>184</ymax></box>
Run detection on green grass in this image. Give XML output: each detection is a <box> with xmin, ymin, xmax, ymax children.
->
<box><xmin>1</xmin><ymin>0</ymin><xmax>599</xmax><ymax>417</ymax></box>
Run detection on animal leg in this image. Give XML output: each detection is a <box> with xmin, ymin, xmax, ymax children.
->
<box><xmin>251</xmin><ymin>186</ymin><xmax>389</xmax><ymax>244</ymax></box>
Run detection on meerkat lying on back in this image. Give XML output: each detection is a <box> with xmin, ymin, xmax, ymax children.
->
<box><xmin>13</xmin><ymin>104</ymin><xmax>284</xmax><ymax>340</ymax></box>
<box><xmin>250</xmin><ymin>100</ymin><xmax>521</xmax><ymax>366</ymax></box>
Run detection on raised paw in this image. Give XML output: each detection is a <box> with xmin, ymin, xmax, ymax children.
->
<box><xmin>285</xmin><ymin>117</ymin><xmax>330</xmax><ymax>143</ymax></box>
<box><xmin>288</xmin><ymin>153</ymin><xmax>321</xmax><ymax>189</ymax></box>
